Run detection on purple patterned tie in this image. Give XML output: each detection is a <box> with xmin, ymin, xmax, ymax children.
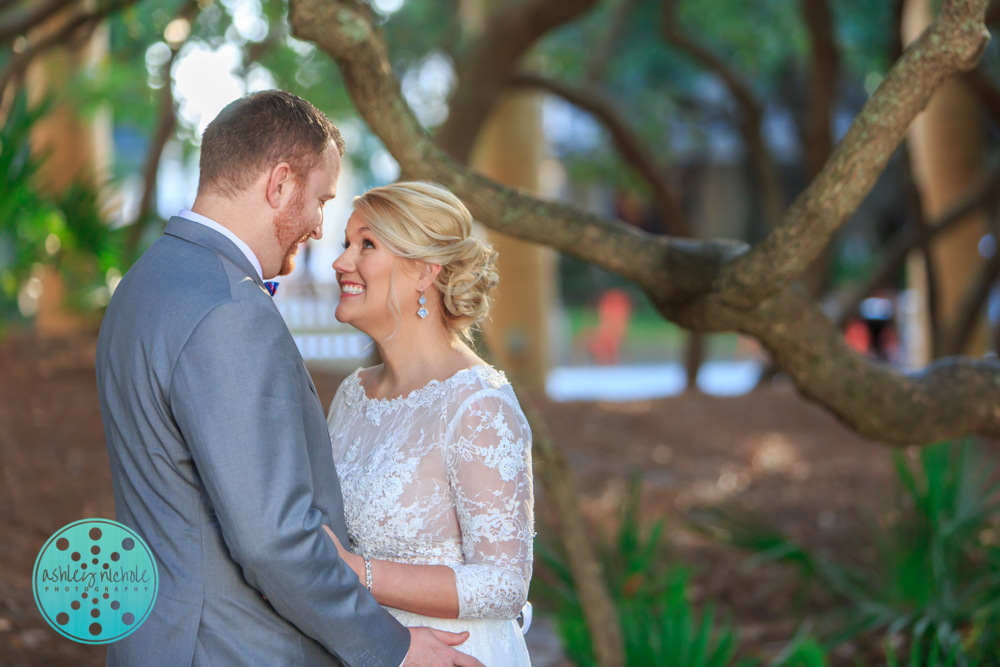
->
<box><xmin>264</xmin><ymin>281</ymin><xmax>279</xmax><ymax>297</ymax></box>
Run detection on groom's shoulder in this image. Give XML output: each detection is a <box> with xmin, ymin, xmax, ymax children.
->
<box><xmin>127</xmin><ymin>233</ymin><xmax>267</xmax><ymax>307</ymax></box>
<box><xmin>106</xmin><ymin>233</ymin><xmax>279</xmax><ymax>350</ymax></box>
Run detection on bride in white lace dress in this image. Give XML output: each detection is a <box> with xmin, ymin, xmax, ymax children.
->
<box><xmin>323</xmin><ymin>181</ymin><xmax>534</xmax><ymax>666</ymax></box>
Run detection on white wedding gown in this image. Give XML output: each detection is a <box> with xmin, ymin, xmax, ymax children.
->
<box><xmin>327</xmin><ymin>364</ymin><xmax>534</xmax><ymax>666</ymax></box>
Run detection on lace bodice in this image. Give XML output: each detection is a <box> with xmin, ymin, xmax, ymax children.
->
<box><xmin>326</xmin><ymin>364</ymin><xmax>534</xmax><ymax>621</ymax></box>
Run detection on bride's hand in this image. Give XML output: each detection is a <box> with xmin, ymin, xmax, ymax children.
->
<box><xmin>322</xmin><ymin>524</ymin><xmax>365</xmax><ymax>584</ymax></box>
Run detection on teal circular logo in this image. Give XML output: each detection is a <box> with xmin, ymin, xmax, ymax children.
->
<box><xmin>32</xmin><ymin>519</ymin><xmax>158</xmax><ymax>644</ymax></box>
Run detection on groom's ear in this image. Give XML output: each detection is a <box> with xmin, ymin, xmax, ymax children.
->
<box><xmin>265</xmin><ymin>162</ymin><xmax>294</xmax><ymax>209</ymax></box>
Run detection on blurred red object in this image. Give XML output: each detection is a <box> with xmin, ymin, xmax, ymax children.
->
<box><xmin>844</xmin><ymin>318</ymin><xmax>871</xmax><ymax>354</ymax></box>
<box><xmin>588</xmin><ymin>289</ymin><xmax>632</xmax><ymax>365</ymax></box>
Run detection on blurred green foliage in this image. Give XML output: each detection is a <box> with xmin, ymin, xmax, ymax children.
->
<box><xmin>534</xmin><ymin>474</ymin><xmax>753</xmax><ymax>667</ymax></box>
<box><xmin>689</xmin><ymin>440</ymin><xmax>1000</xmax><ymax>665</ymax></box>
<box><xmin>0</xmin><ymin>90</ymin><xmax>127</xmax><ymax>323</ymax></box>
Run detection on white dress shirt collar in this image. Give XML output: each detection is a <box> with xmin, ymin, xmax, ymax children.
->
<box><xmin>177</xmin><ymin>209</ymin><xmax>264</xmax><ymax>281</ymax></box>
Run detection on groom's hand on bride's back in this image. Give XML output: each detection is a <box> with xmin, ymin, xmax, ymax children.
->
<box><xmin>404</xmin><ymin>627</ymin><xmax>486</xmax><ymax>667</ymax></box>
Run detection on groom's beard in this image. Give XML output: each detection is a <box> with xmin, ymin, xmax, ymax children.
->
<box><xmin>274</xmin><ymin>190</ymin><xmax>312</xmax><ymax>277</ymax></box>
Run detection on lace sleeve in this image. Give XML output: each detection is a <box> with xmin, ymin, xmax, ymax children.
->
<box><xmin>444</xmin><ymin>387</ymin><xmax>534</xmax><ymax>620</ymax></box>
<box><xmin>326</xmin><ymin>370</ymin><xmax>354</xmax><ymax>428</ymax></box>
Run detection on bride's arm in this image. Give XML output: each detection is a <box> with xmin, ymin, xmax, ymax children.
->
<box><xmin>324</xmin><ymin>389</ymin><xmax>534</xmax><ymax>621</ymax></box>
<box><xmin>323</xmin><ymin>526</ymin><xmax>458</xmax><ymax>618</ymax></box>
<box><xmin>443</xmin><ymin>390</ymin><xmax>534</xmax><ymax>620</ymax></box>
<box><xmin>323</xmin><ymin>525</ymin><xmax>462</xmax><ymax>618</ymax></box>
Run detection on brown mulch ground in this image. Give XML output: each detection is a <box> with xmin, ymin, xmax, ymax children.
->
<box><xmin>0</xmin><ymin>332</ymin><xmax>923</xmax><ymax>666</ymax></box>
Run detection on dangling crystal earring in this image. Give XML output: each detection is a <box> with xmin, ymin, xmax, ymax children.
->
<box><xmin>417</xmin><ymin>290</ymin><xmax>428</xmax><ymax>319</ymax></box>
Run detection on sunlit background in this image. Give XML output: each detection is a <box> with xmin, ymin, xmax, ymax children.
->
<box><xmin>104</xmin><ymin>0</ymin><xmax>785</xmax><ymax>400</ymax></box>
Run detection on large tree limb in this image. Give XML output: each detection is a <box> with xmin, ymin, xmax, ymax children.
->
<box><xmin>435</xmin><ymin>0</ymin><xmax>600</xmax><ymax>163</ymax></box>
<box><xmin>507</xmin><ymin>71</ymin><xmax>691</xmax><ymax>237</ymax></box>
<box><xmin>660</xmin><ymin>0</ymin><xmax>784</xmax><ymax>228</ymax></box>
<box><xmin>714</xmin><ymin>0</ymin><xmax>992</xmax><ymax>312</ymax></box>
<box><xmin>696</xmin><ymin>285</ymin><xmax>1000</xmax><ymax>444</ymax></box>
<box><xmin>289</xmin><ymin>0</ymin><xmax>1000</xmax><ymax>445</ymax></box>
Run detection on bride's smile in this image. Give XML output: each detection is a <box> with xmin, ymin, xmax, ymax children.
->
<box><xmin>333</xmin><ymin>209</ymin><xmax>442</xmax><ymax>344</ymax></box>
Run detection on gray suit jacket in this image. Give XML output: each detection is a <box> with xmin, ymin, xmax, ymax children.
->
<box><xmin>96</xmin><ymin>217</ymin><xmax>410</xmax><ymax>667</ymax></box>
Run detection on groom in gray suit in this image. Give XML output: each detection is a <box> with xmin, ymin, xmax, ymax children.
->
<box><xmin>96</xmin><ymin>90</ymin><xmax>483</xmax><ymax>667</ymax></box>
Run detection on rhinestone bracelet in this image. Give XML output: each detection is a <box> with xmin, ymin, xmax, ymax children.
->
<box><xmin>364</xmin><ymin>556</ymin><xmax>373</xmax><ymax>592</ymax></box>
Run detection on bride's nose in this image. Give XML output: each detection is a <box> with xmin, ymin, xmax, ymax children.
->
<box><xmin>332</xmin><ymin>251</ymin><xmax>354</xmax><ymax>275</ymax></box>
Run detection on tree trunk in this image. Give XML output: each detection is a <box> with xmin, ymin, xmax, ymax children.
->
<box><xmin>25</xmin><ymin>5</ymin><xmax>110</xmax><ymax>337</ymax></box>
<box><xmin>26</xmin><ymin>6</ymin><xmax>110</xmax><ymax>193</ymax></box>
<box><xmin>797</xmin><ymin>0</ymin><xmax>840</xmax><ymax>298</ymax></box>
<box><xmin>684</xmin><ymin>332</ymin><xmax>704</xmax><ymax>391</ymax></box>
<box><xmin>470</xmin><ymin>90</ymin><xmax>556</xmax><ymax>390</ymax></box>
<box><xmin>902</xmin><ymin>0</ymin><xmax>989</xmax><ymax>365</ymax></box>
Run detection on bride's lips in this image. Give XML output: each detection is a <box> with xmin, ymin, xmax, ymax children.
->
<box><xmin>339</xmin><ymin>281</ymin><xmax>366</xmax><ymax>297</ymax></box>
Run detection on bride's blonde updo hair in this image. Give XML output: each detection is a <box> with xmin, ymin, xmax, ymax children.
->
<box><xmin>352</xmin><ymin>181</ymin><xmax>499</xmax><ymax>342</ymax></box>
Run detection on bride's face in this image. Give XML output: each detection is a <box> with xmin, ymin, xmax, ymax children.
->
<box><xmin>332</xmin><ymin>211</ymin><xmax>416</xmax><ymax>337</ymax></box>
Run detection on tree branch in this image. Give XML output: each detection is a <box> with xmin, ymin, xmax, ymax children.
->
<box><xmin>700</xmin><ymin>285</ymin><xmax>1000</xmax><ymax>444</ymax></box>
<box><xmin>940</xmin><ymin>215</ymin><xmax>1000</xmax><ymax>355</ymax></box>
<box><xmin>124</xmin><ymin>48</ymin><xmax>178</xmax><ymax>264</ymax></box>
<box><xmin>994</xmin><ymin>304</ymin><xmax>1000</xmax><ymax>354</ymax></box>
<box><xmin>799</xmin><ymin>0</ymin><xmax>840</xmax><ymax>178</ymax></box>
<box><xmin>714</xmin><ymin>0</ymin><xmax>992</xmax><ymax>311</ymax></box>
<box><xmin>660</xmin><ymin>0</ymin><xmax>784</xmax><ymax>228</ymax></box>
<box><xmin>507</xmin><ymin>71</ymin><xmax>691</xmax><ymax>237</ymax></box>
<box><xmin>963</xmin><ymin>67</ymin><xmax>1000</xmax><ymax>127</ymax></box>
<box><xmin>0</xmin><ymin>0</ymin><xmax>138</xmax><ymax>99</ymax></box>
<box><xmin>244</xmin><ymin>28</ymin><xmax>281</xmax><ymax>67</ymax></box>
<box><xmin>790</xmin><ymin>0</ymin><xmax>843</xmax><ymax>298</ymax></box>
<box><xmin>584</xmin><ymin>0</ymin><xmax>634</xmax><ymax>85</ymax></box>
<box><xmin>124</xmin><ymin>0</ymin><xmax>198</xmax><ymax>265</ymax></box>
<box><xmin>435</xmin><ymin>0</ymin><xmax>600</xmax><ymax>163</ymax></box>
<box><xmin>0</xmin><ymin>0</ymin><xmax>77</xmax><ymax>46</ymax></box>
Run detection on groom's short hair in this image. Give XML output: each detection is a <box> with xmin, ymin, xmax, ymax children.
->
<box><xmin>198</xmin><ymin>90</ymin><xmax>345</xmax><ymax>198</ymax></box>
